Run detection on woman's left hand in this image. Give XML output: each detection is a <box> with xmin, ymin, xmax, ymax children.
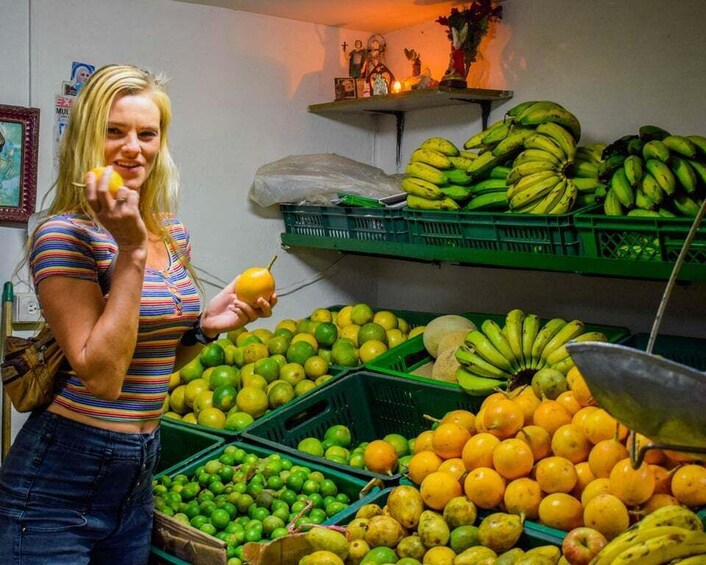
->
<box><xmin>199</xmin><ymin>276</ymin><xmax>277</xmax><ymax>338</ymax></box>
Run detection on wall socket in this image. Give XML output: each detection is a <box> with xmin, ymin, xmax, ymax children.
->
<box><xmin>15</xmin><ymin>292</ymin><xmax>43</xmax><ymax>323</ymax></box>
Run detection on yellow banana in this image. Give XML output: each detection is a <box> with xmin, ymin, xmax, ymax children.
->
<box><xmin>645</xmin><ymin>159</ymin><xmax>676</xmax><ymax>195</ymax></box>
<box><xmin>505</xmin><ymin>100</ymin><xmax>541</xmax><ymax>118</ymax></box>
<box><xmin>546</xmin><ymin>331</ymin><xmax>607</xmax><ymax>366</ymax></box>
<box><xmin>572</xmin><ymin>177</ymin><xmax>604</xmax><ymax>192</ymax></box>
<box><xmin>530</xmin><ymin>318</ymin><xmax>567</xmax><ymax>367</ymax></box>
<box><xmin>406</xmin><ymin>194</ymin><xmax>460</xmax><ymax>210</ymax></box>
<box><xmin>506</xmin><ymin>160</ymin><xmax>559</xmax><ymax>185</ymax></box>
<box><xmin>460</xmin><ymin>149</ymin><xmax>480</xmax><ymax>160</ymax></box>
<box><xmin>572</xmin><ymin>160</ymin><xmax>601</xmax><ymax>178</ymax></box>
<box><xmin>540</xmin><ymin>319</ymin><xmax>585</xmax><ymax>361</ymax></box>
<box><xmin>548</xmin><ymin>178</ymin><xmax>577</xmax><ymax>214</ymax></box>
<box><xmin>611</xmin><ymin>167</ymin><xmax>635</xmax><ymax>208</ymax></box>
<box><xmin>642</xmin><ymin>140</ymin><xmax>671</xmax><ymax>162</ymax></box>
<box><xmin>521</xmin><ymin>314</ymin><xmax>540</xmax><ymax>367</ymax></box>
<box><xmin>482</xmin><ymin>319</ymin><xmax>520</xmax><ymax>370</ymax></box>
<box><xmin>410</xmin><ymin>148</ymin><xmax>452</xmax><ymax>170</ymax></box>
<box><xmin>662</xmin><ymin>135</ymin><xmax>698</xmax><ymax>159</ymax></box>
<box><xmin>526</xmin><ymin>177</ymin><xmax>567</xmax><ymax>215</ymax></box>
<box><xmin>401</xmin><ymin>176</ymin><xmax>443</xmax><ymax>199</ymax></box>
<box><xmin>509</xmin><ymin>173</ymin><xmax>562</xmax><ymax>210</ymax></box>
<box><xmin>464</xmin><ymin>120</ymin><xmax>505</xmax><ymax>149</ymax></box>
<box><xmin>612</xmin><ymin>530</ymin><xmax>706</xmax><ymax>565</ymax></box>
<box><xmin>576</xmin><ymin>143</ymin><xmax>606</xmax><ymax>161</ymax></box>
<box><xmin>670</xmin><ymin>555</ymin><xmax>706</xmax><ymax>564</ymax></box>
<box><xmin>448</xmin><ymin>155</ymin><xmax>476</xmax><ymax>170</ymax></box>
<box><xmin>492</xmin><ymin>128</ymin><xmax>535</xmax><ymax>158</ymax></box>
<box><xmin>524</xmin><ymin>133</ymin><xmax>568</xmax><ymax>162</ymax></box>
<box><xmin>455</xmin><ymin>345</ymin><xmax>513</xmax><ymax>380</ymax></box>
<box><xmin>516</xmin><ymin>105</ymin><xmax>582</xmax><ymax>141</ymax></box>
<box><xmin>481</xmin><ymin>121</ymin><xmax>512</xmax><ymax>146</ymax></box>
<box><xmin>514</xmin><ymin>148</ymin><xmax>564</xmax><ymax>168</ymax></box>
<box><xmin>523</xmin><ymin>546</ymin><xmax>562</xmax><ymax>562</ymax></box>
<box><xmin>592</xmin><ymin>526</ymin><xmax>700</xmax><ymax>565</ymax></box>
<box><xmin>420</xmin><ymin>136</ymin><xmax>460</xmax><ymax>156</ymax></box>
<box><xmin>637</xmin><ymin>505</ymin><xmax>704</xmax><ymax>532</ymax></box>
<box><xmin>670</xmin><ymin>155</ymin><xmax>698</xmax><ymax>193</ymax></box>
<box><xmin>535</xmin><ymin>122</ymin><xmax>577</xmax><ymax>162</ymax></box>
<box><xmin>502</xmin><ymin>309</ymin><xmax>525</xmax><ymax>367</ymax></box>
<box><xmin>466</xmin><ymin>151</ymin><xmax>505</xmax><ymax>179</ymax></box>
<box><xmin>464</xmin><ymin>330</ymin><xmax>515</xmax><ymax>373</ymax></box>
<box><xmin>405</xmin><ymin>161</ymin><xmax>448</xmax><ymax>185</ymax></box>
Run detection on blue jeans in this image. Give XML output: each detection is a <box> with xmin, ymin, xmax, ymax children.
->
<box><xmin>0</xmin><ymin>410</ymin><xmax>160</xmax><ymax>564</ymax></box>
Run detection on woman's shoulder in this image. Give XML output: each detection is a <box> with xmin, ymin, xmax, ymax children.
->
<box><xmin>34</xmin><ymin>212</ymin><xmax>103</xmax><ymax>242</ymax></box>
<box><xmin>162</xmin><ymin>214</ymin><xmax>190</xmax><ymax>237</ymax></box>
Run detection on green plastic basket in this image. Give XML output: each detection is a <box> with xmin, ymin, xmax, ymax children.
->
<box><xmin>622</xmin><ymin>332</ymin><xmax>706</xmax><ymax>371</ymax></box>
<box><xmin>280</xmin><ymin>203</ymin><xmax>409</xmax><ymax>243</ymax></box>
<box><xmin>575</xmin><ymin>210</ymin><xmax>706</xmax><ymax>264</ymax></box>
<box><xmin>404</xmin><ymin>206</ymin><xmax>595</xmax><ymax>256</ymax></box>
<box><xmin>157</xmin><ymin>420</ymin><xmax>224</xmax><ymax>477</ymax></box>
<box><xmin>365</xmin><ymin>314</ymin><xmax>630</xmax><ymax>389</ymax></box>
<box><xmin>241</xmin><ymin>371</ymin><xmax>484</xmax><ymax>485</ymax></box>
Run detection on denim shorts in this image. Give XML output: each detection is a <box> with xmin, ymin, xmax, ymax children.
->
<box><xmin>0</xmin><ymin>410</ymin><xmax>161</xmax><ymax>564</ymax></box>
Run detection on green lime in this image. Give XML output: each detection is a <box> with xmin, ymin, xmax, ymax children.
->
<box><xmin>297</xmin><ymin>437</ymin><xmax>324</xmax><ymax>457</ymax></box>
<box><xmin>270</xmin><ymin>527</ymin><xmax>288</xmax><ymax>540</ymax></box>
<box><xmin>235</xmin><ymin>386</ymin><xmax>268</xmax><ymax>418</ymax></box>
<box><xmin>254</xmin><ymin>357</ymin><xmax>280</xmax><ymax>383</ymax></box>
<box><xmin>225</xmin><ymin>411</ymin><xmax>255</xmax><ymax>432</ymax></box>
<box><xmin>286</xmin><ymin>341</ymin><xmax>316</xmax><ymax>366</ymax></box>
<box><xmin>325</xmin><ymin>501</ymin><xmax>347</xmax><ymax>518</ymax></box>
<box><xmin>294</xmin><ymin>379</ymin><xmax>317</xmax><ymax>396</ymax></box>
<box><xmin>199</xmin><ymin>523</ymin><xmax>217</xmax><ymax>536</ymax></box>
<box><xmin>450</xmin><ymin>525</ymin><xmax>480</xmax><ymax>554</ymax></box>
<box><xmin>324</xmin><ymin>445</ymin><xmax>349</xmax><ymax>461</ymax></box>
<box><xmin>261</xmin><ymin>515</ymin><xmax>285</xmax><ymax>536</ymax></box>
<box><xmin>324</xmin><ymin>425</ymin><xmax>352</xmax><ymax>448</ymax></box>
<box><xmin>190</xmin><ymin>515</ymin><xmax>209</xmax><ymax>529</ymax></box>
<box><xmin>244</xmin><ymin>526</ymin><xmax>263</xmax><ymax>543</ymax></box>
<box><xmin>209</xmin><ymin>365</ymin><xmax>240</xmax><ymax>390</ymax></box>
<box><xmin>212</xmin><ymin>385</ymin><xmax>237</xmax><ymax>412</ymax></box>
<box><xmin>267</xmin><ymin>381</ymin><xmax>295</xmax><ymax>409</ymax></box>
<box><xmin>318</xmin><ymin>479</ymin><xmax>338</xmax><ymax>498</ymax></box>
<box><xmin>383</xmin><ymin>433</ymin><xmax>409</xmax><ymax>457</ymax></box>
<box><xmin>179</xmin><ymin>357</ymin><xmax>205</xmax><ymax>384</ymax></box>
<box><xmin>210</xmin><ymin>508</ymin><xmax>231</xmax><ymax>530</ymax></box>
<box><xmin>199</xmin><ymin>343</ymin><xmax>226</xmax><ymax>367</ymax></box>
<box><xmin>266</xmin><ymin>335</ymin><xmax>291</xmax><ymax>356</ymax></box>
<box><xmin>314</xmin><ymin>322</ymin><xmax>338</xmax><ymax>347</ymax></box>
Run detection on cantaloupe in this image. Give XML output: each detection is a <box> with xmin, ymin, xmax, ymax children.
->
<box><xmin>423</xmin><ymin>315</ymin><xmax>476</xmax><ymax>358</ymax></box>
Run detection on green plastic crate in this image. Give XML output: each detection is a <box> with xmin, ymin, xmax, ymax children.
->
<box><xmin>280</xmin><ymin>203</ymin><xmax>409</xmax><ymax>243</ymax></box>
<box><xmin>151</xmin><ymin>441</ymin><xmax>381</xmax><ymax>565</ymax></box>
<box><xmin>622</xmin><ymin>332</ymin><xmax>706</xmax><ymax>371</ymax></box>
<box><xmin>575</xmin><ymin>210</ymin><xmax>706</xmax><ymax>264</ymax></box>
<box><xmin>241</xmin><ymin>371</ymin><xmax>484</xmax><ymax>485</ymax></box>
<box><xmin>365</xmin><ymin>314</ymin><xmax>630</xmax><ymax>389</ymax></box>
<box><xmin>404</xmin><ymin>206</ymin><xmax>595</xmax><ymax>256</ymax></box>
<box><xmin>157</xmin><ymin>420</ymin><xmax>224</xmax><ymax>476</ymax></box>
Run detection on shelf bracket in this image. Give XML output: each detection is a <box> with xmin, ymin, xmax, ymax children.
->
<box><xmin>366</xmin><ymin>110</ymin><xmax>405</xmax><ymax>168</ymax></box>
<box><xmin>450</xmin><ymin>98</ymin><xmax>494</xmax><ymax>129</ymax></box>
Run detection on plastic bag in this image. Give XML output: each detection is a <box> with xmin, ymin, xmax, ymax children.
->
<box><xmin>248</xmin><ymin>153</ymin><xmax>402</xmax><ymax>207</ymax></box>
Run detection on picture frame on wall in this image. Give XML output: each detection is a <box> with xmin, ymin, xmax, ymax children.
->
<box><xmin>334</xmin><ymin>77</ymin><xmax>356</xmax><ymax>101</ymax></box>
<box><xmin>355</xmin><ymin>78</ymin><xmax>370</xmax><ymax>98</ymax></box>
<box><xmin>0</xmin><ymin>104</ymin><xmax>40</xmax><ymax>226</ymax></box>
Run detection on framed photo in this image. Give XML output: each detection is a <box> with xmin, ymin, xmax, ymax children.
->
<box><xmin>334</xmin><ymin>77</ymin><xmax>356</xmax><ymax>101</ymax></box>
<box><xmin>355</xmin><ymin>78</ymin><xmax>370</xmax><ymax>98</ymax></box>
<box><xmin>0</xmin><ymin>104</ymin><xmax>40</xmax><ymax>226</ymax></box>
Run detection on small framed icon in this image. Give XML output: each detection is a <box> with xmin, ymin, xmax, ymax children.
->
<box><xmin>334</xmin><ymin>77</ymin><xmax>357</xmax><ymax>101</ymax></box>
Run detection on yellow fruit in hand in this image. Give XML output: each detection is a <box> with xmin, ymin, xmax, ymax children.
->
<box><xmin>87</xmin><ymin>166</ymin><xmax>124</xmax><ymax>197</ymax></box>
<box><xmin>236</xmin><ymin>256</ymin><xmax>276</xmax><ymax>306</ymax></box>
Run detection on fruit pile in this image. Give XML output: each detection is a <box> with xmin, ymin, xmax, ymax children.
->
<box><xmin>405</xmin><ymin>367</ymin><xmax>706</xmax><ymax>543</ymax></box>
<box><xmin>597</xmin><ymin>127</ymin><xmax>706</xmax><ymax>217</ymax></box>
<box><xmin>453</xmin><ymin>308</ymin><xmax>608</xmax><ymax>396</ymax></box>
<box><xmin>296</xmin><ymin>484</ymin><xmax>563</xmax><ymax>565</ymax></box>
<box><xmin>296</xmin><ymin>424</ymin><xmax>413</xmax><ymax>476</ymax></box>
<box><xmin>151</xmin><ymin>445</ymin><xmax>354</xmax><ymax>563</ymax></box>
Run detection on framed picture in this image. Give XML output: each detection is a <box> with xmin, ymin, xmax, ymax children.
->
<box><xmin>355</xmin><ymin>78</ymin><xmax>370</xmax><ymax>98</ymax></box>
<box><xmin>334</xmin><ymin>77</ymin><xmax>357</xmax><ymax>101</ymax></box>
<box><xmin>0</xmin><ymin>104</ymin><xmax>40</xmax><ymax>226</ymax></box>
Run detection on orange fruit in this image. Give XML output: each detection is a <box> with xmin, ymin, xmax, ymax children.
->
<box><xmin>482</xmin><ymin>399</ymin><xmax>525</xmax><ymax>439</ymax></box>
<box><xmin>649</xmin><ymin>464</ymin><xmax>673</xmax><ymax>495</ymax></box>
<box><xmin>463</xmin><ymin>467</ymin><xmax>506</xmax><ymax>509</ymax></box>
<box><xmin>580</xmin><ymin>477</ymin><xmax>612</xmax><ymax>507</ymax></box>
<box><xmin>87</xmin><ymin>166</ymin><xmax>124</xmax><ymax>197</ymax></box>
<box><xmin>440</xmin><ymin>410</ymin><xmax>476</xmax><ymax>434</ymax></box>
<box><xmin>532</xmin><ymin>399</ymin><xmax>572</xmax><ymax>436</ymax></box>
<box><xmin>461</xmin><ymin>433</ymin><xmax>500</xmax><ymax>471</ymax></box>
<box><xmin>438</xmin><ymin>458</ymin><xmax>467</xmax><ymax>481</ymax></box>
<box><xmin>492</xmin><ymin>438</ymin><xmax>534</xmax><ymax>480</ymax></box>
<box><xmin>534</xmin><ymin>456</ymin><xmax>578</xmax><ymax>494</ymax></box>
<box><xmin>555</xmin><ymin>390</ymin><xmax>581</xmax><ymax>416</ymax></box>
<box><xmin>566</xmin><ymin>366</ymin><xmax>596</xmax><ymax>407</ymax></box>
<box><xmin>550</xmin><ymin>423</ymin><xmax>592</xmax><ymax>464</ymax></box>
<box><xmin>432</xmin><ymin>422</ymin><xmax>472</xmax><ymax>460</ymax></box>
<box><xmin>474</xmin><ymin>408</ymin><xmax>488</xmax><ymax>433</ymax></box>
<box><xmin>414</xmin><ymin>430</ymin><xmax>435</xmax><ymax>454</ymax></box>
<box><xmin>581</xmin><ymin>408</ymin><xmax>628</xmax><ymax>445</ymax></box>
<box><xmin>515</xmin><ymin>425</ymin><xmax>551</xmax><ymax>461</ymax></box>
<box><xmin>634</xmin><ymin>433</ymin><xmax>665</xmax><ymax>465</ymax></box>
<box><xmin>235</xmin><ymin>263</ymin><xmax>275</xmax><ymax>306</ymax></box>
<box><xmin>587</xmin><ymin>439</ymin><xmax>630</xmax><ymax>478</ymax></box>
<box><xmin>670</xmin><ymin>464</ymin><xmax>706</xmax><ymax>507</ymax></box>
<box><xmin>572</xmin><ymin>406</ymin><xmax>600</xmax><ymax>429</ymax></box>
<box><xmin>407</xmin><ymin>451</ymin><xmax>443</xmax><ymax>485</ymax></box>
<box><xmin>537</xmin><ymin>493</ymin><xmax>583</xmax><ymax>531</ymax></box>
<box><xmin>639</xmin><ymin>493</ymin><xmax>680</xmax><ymax>516</ymax></box>
<box><xmin>608</xmin><ymin>458</ymin><xmax>655</xmax><ymax>506</ymax></box>
<box><xmin>583</xmin><ymin>493</ymin><xmax>630</xmax><ymax>540</ymax></box>
<box><xmin>512</xmin><ymin>389</ymin><xmax>541</xmax><ymax>426</ymax></box>
<box><xmin>363</xmin><ymin>440</ymin><xmax>398</xmax><ymax>475</ymax></box>
<box><xmin>480</xmin><ymin>391</ymin><xmax>509</xmax><ymax>410</ymax></box>
<box><xmin>573</xmin><ymin>461</ymin><xmax>596</xmax><ymax>498</ymax></box>
<box><xmin>420</xmin><ymin>471</ymin><xmax>463</xmax><ymax>510</ymax></box>
<box><xmin>503</xmin><ymin>477</ymin><xmax>543</xmax><ymax>520</ymax></box>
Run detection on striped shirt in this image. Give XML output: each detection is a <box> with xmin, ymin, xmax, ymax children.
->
<box><xmin>30</xmin><ymin>213</ymin><xmax>201</xmax><ymax>421</ymax></box>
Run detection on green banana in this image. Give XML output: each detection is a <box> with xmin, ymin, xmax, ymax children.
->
<box><xmin>611</xmin><ymin>530</ymin><xmax>706</xmax><ymax>565</ymax></box>
<box><xmin>687</xmin><ymin>134</ymin><xmax>706</xmax><ymax>159</ymax></box>
<box><xmin>464</xmin><ymin>190</ymin><xmax>508</xmax><ymax>211</ymax></box>
<box><xmin>645</xmin><ymin>159</ymin><xmax>676</xmax><ymax>195</ymax></box>
<box><xmin>634</xmin><ymin>189</ymin><xmax>657</xmax><ymax>211</ymax></box>
<box><xmin>509</xmin><ymin>173</ymin><xmax>562</xmax><ymax>210</ymax></box>
<box><xmin>482</xmin><ymin>319</ymin><xmax>520</xmax><ymax>370</ymax></box>
<box><xmin>439</xmin><ymin>185</ymin><xmax>472</xmax><ymax>201</ymax></box>
<box><xmin>548</xmin><ymin>178</ymin><xmax>577</xmax><ymax>215</ymax></box>
<box><xmin>572</xmin><ymin>160</ymin><xmax>601</xmax><ymax>178</ymax></box>
<box><xmin>642</xmin><ymin>140</ymin><xmax>671</xmax><ymax>163</ymax></box>
<box><xmin>406</xmin><ymin>194</ymin><xmax>460</xmax><ymax>210</ymax></box>
<box><xmin>662</xmin><ymin>135</ymin><xmax>697</xmax><ymax>159</ymax></box>
<box><xmin>624</xmin><ymin>155</ymin><xmax>644</xmax><ymax>186</ymax></box>
<box><xmin>594</xmin><ymin>184</ymin><xmax>608</xmax><ymax>200</ymax></box>
<box><xmin>503</xmin><ymin>309</ymin><xmax>525</xmax><ymax>366</ymax></box>
<box><xmin>455</xmin><ymin>367</ymin><xmax>507</xmax><ymax>396</ymax></box>
<box><xmin>530</xmin><ymin>318</ymin><xmax>567</xmax><ymax>367</ymax></box>
<box><xmin>611</xmin><ymin>167</ymin><xmax>635</xmax><ymax>208</ymax></box>
<box><xmin>576</xmin><ymin>193</ymin><xmax>597</xmax><ymax>207</ymax></box>
<box><xmin>466</xmin><ymin>150</ymin><xmax>506</xmax><ymax>179</ymax></box>
<box><xmin>658</xmin><ymin>208</ymin><xmax>677</xmax><ymax>217</ymax></box>
<box><xmin>524</xmin><ymin>133</ymin><xmax>568</xmax><ymax>163</ymax></box>
<box><xmin>401</xmin><ymin>176</ymin><xmax>443</xmax><ymax>199</ymax></box>
<box><xmin>551</xmin><ymin>356</ymin><xmax>574</xmax><ymax>374</ymax></box>
<box><xmin>489</xmin><ymin>165</ymin><xmax>512</xmax><ymax>179</ymax></box>
<box><xmin>688</xmin><ymin>158</ymin><xmax>706</xmax><ymax>186</ymax></box>
<box><xmin>604</xmin><ymin>188</ymin><xmax>624</xmax><ymax>216</ymax></box>
<box><xmin>535</xmin><ymin>122</ymin><xmax>577</xmax><ymax>162</ymax></box>
<box><xmin>506</xmin><ymin>160</ymin><xmax>559</xmax><ymax>185</ymax></box>
<box><xmin>464</xmin><ymin>330</ymin><xmax>515</xmax><ymax>372</ymax></box>
<box><xmin>598</xmin><ymin>154</ymin><xmax>628</xmax><ymax>181</ymax></box>
<box><xmin>640</xmin><ymin>172</ymin><xmax>665</xmax><ymax>205</ymax></box>
<box><xmin>628</xmin><ymin>208</ymin><xmax>660</xmax><ymax>217</ymax></box>
<box><xmin>626</xmin><ymin>137</ymin><xmax>645</xmax><ymax>156</ymax></box>
<box><xmin>521</xmin><ymin>314</ymin><xmax>540</xmax><ymax>367</ymax></box>
<box><xmin>468</xmin><ymin>178</ymin><xmax>508</xmax><ymax>195</ymax></box>
<box><xmin>576</xmin><ymin>144</ymin><xmax>605</xmax><ymax>162</ymax></box>
<box><xmin>481</xmin><ymin>121</ymin><xmax>512</xmax><ymax>146</ymax></box>
<box><xmin>420</xmin><ymin>137</ymin><xmax>460</xmax><ymax>156</ymax></box>
<box><xmin>546</xmin><ymin>331</ymin><xmax>607</xmax><ymax>366</ymax></box>
<box><xmin>670</xmin><ymin>155</ymin><xmax>698</xmax><ymax>193</ymax></box>
<box><xmin>673</xmin><ymin>194</ymin><xmax>701</xmax><ymax>217</ymax></box>
<box><xmin>638</xmin><ymin>124</ymin><xmax>671</xmax><ymax>142</ymax></box>
<box><xmin>491</xmin><ymin>128</ymin><xmax>535</xmax><ymax>158</ymax></box>
<box><xmin>526</xmin><ymin>178</ymin><xmax>567</xmax><ymax>215</ymax></box>
<box><xmin>505</xmin><ymin>100</ymin><xmax>541</xmax><ymax>118</ymax></box>
<box><xmin>513</xmin><ymin>148</ymin><xmax>564</xmax><ymax>169</ymax></box>
<box><xmin>445</xmin><ymin>168</ymin><xmax>473</xmax><ymax>186</ymax></box>
<box><xmin>410</xmin><ymin>148</ymin><xmax>453</xmax><ymax>170</ymax></box>
<box><xmin>572</xmin><ymin>177</ymin><xmax>604</xmax><ymax>192</ymax></box>
<box><xmin>455</xmin><ymin>345</ymin><xmax>513</xmax><ymax>379</ymax></box>
<box><xmin>405</xmin><ymin>161</ymin><xmax>448</xmax><ymax>185</ymax></box>
<box><xmin>448</xmin><ymin>155</ymin><xmax>476</xmax><ymax>170</ymax></box>
<box><xmin>540</xmin><ymin>319</ymin><xmax>585</xmax><ymax>362</ymax></box>
<box><xmin>516</xmin><ymin>103</ymin><xmax>582</xmax><ymax>141</ymax></box>
<box><xmin>460</xmin><ymin>149</ymin><xmax>480</xmax><ymax>159</ymax></box>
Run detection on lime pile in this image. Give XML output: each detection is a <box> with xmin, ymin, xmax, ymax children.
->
<box><xmin>152</xmin><ymin>445</ymin><xmax>353</xmax><ymax>563</ymax></box>
<box><xmin>296</xmin><ymin>424</ymin><xmax>415</xmax><ymax>476</ymax></box>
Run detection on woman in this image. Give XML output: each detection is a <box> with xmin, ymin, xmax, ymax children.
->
<box><xmin>0</xmin><ymin>64</ymin><xmax>276</xmax><ymax>564</ymax></box>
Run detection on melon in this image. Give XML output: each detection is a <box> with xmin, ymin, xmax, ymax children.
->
<box><xmin>423</xmin><ymin>315</ymin><xmax>476</xmax><ymax>358</ymax></box>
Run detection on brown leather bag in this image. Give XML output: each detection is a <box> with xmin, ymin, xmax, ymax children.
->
<box><xmin>2</xmin><ymin>325</ymin><xmax>66</xmax><ymax>412</ymax></box>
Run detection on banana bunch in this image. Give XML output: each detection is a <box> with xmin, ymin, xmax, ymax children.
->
<box><xmin>454</xmin><ymin>308</ymin><xmax>608</xmax><ymax>396</ymax></box>
<box><xmin>599</xmin><ymin>125</ymin><xmax>706</xmax><ymax>217</ymax></box>
<box><xmin>571</xmin><ymin>143</ymin><xmax>608</xmax><ymax>208</ymax></box>
<box><xmin>590</xmin><ymin>505</ymin><xmax>706</xmax><ymax>565</ymax></box>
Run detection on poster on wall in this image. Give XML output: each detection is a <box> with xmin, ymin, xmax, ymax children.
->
<box><xmin>53</xmin><ymin>61</ymin><xmax>94</xmax><ymax>167</ymax></box>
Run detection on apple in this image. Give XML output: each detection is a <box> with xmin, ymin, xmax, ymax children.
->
<box><xmin>561</xmin><ymin>527</ymin><xmax>608</xmax><ymax>565</ymax></box>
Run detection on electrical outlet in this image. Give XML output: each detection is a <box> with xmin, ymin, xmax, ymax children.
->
<box><xmin>15</xmin><ymin>292</ymin><xmax>43</xmax><ymax>323</ymax></box>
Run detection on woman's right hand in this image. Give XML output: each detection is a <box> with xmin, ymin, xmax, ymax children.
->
<box><xmin>85</xmin><ymin>166</ymin><xmax>147</xmax><ymax>250</ymax></box>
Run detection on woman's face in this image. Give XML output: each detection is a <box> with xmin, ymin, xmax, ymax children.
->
<box><xmin>104</xmin><ymin>93</ymin><xmax>161</xmax><ymax>192</ymax></box>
